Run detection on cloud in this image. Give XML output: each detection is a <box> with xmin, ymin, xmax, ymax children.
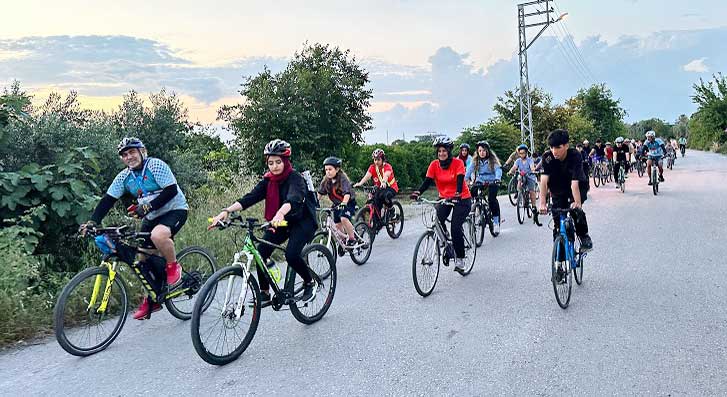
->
<box><xmin>683</xmin><ymin>58</ymin><xmax>709</xmax><ymax>73</ymax></box>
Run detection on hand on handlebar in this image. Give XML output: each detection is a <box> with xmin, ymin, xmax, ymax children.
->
<box><xmin>409</xmin><ymin>191</ymin><xmax>421</xmax><ymax>201</ymax></box>
<box><xmin>207</xmin><ymin>211</ymin><xmax>230</xmax><ymax>230</ymax></box>
<box><xmin>78</xmin><ymin>221</ymin><xmax>97</xmax><ymax>236</ymax></box>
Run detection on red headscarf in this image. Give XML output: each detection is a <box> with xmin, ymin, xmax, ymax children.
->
<box><xmin>263</xmin><ymin>156</ymin><xmax>294</xmax><ymax>221</ymax></box>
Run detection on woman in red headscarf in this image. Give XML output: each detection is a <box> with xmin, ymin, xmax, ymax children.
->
<box><xmin>209</xmin><ymin>139</ymin><xmax>318</xmax><ymax>304</ymax></box>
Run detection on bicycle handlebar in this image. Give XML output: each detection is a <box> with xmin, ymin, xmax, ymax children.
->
<box><xmin>208</xmin><ymin>213</ymin><xmax>288</xmax><ymax>231</ymax></box>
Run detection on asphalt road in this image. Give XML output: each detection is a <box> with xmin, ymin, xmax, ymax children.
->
<box><xmin>2</xmin><ymin>149</ymin><xmax>726</xmax><ymax>396</ymax></box>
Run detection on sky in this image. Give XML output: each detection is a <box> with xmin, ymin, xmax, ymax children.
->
<box><xmin>1</xmin><ymin>0</ymin><xmax>725</xmax><ymax>142</ymax></box>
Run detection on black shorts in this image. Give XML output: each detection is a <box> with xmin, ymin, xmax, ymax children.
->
<box><xmin>140</xmin><ymin>210</ymin><xmax>188</xmax><ymax>248</ymax></box>
<box><xmin>333</xmin><ymin>200</ymin><xmax>356</xmax><ymax>223</ymax></box>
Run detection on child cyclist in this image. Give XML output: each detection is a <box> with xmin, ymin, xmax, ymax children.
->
<box><xmin>508</xmin><ymin>144</ymin><xmax>539</xmax><ymax>220</ymax></box>
<box><xmin>353</xmin><ymin>148</ymin><xmax>399</xmax><ymax>218</ymax></box>
<box><xmin>317</xmin><ymin>157</ymin><xmax>360</xmax><ymax>247</ymax></box>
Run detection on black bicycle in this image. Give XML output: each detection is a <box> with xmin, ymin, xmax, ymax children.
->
<box><xmin>616</xmin><ymin>161</ymin><xmax>627</xmax><ymax>193</ymax></box>
<box><xmin>54</xmin><ymin>226</ymin><xmax>216</xmax><ymax>356</ymax></box>
<box><xmin>354</xmin><ymin>186</ymin><xmax>404</xmax><ymax>241</ymax></box>
<box><xmin>471</xmin><ymin>182</ymin><xmax>500</xmax><ymax>246</ymax></box>
<box><xmin>191</xmin><ymin>214</ymin><xmax>335</xmax><ymax>365</ymax></box>
<box><xmin>514</xmin><ymin>171</ymin><xmax>541</xmax><ymax>226</ymax></box>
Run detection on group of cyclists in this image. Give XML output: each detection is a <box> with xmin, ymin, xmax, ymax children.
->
<box><xmin>78</xmin><ymin>125</ymin><xmax>688</xmax><ymax>321</ymax></box>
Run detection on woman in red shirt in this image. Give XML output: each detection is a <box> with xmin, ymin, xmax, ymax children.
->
<box><xmin>354</xmin><ymin>148</ymin><xmax>399</xmax><ymax>213</ymax></box>
<box><xmin>410</xmin><ymin>136</ymin><xmax>471</xmax><ymax>274</ymax></box>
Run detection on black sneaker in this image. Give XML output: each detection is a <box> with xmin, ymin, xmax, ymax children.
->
<box><xmin>579</xmin><ymin>235</ymin><xmax>593</xmax><ymax>252</ymax></box>
<box><xmin>346</xmin><ymin>239</ymin><xmax>357</xmax><ymax>248</ymax></box>
<box><xmin>659</xmin><ymin>175</ymin><xmax>665</xmax><ymax>182</ymax></box>
<box><xmin>300</xmin><ymin>281</ymin><xmax>316</xmax><ymax>303</ymax></box>
<box><xmin>249</xmin><ymin>291</ymin><xmax>272</xmax><ymax>307</ymax></box>
<box><xmin>648</xmin><ymin>181</ymin><xmax>653</xmax><ymax>186</ymax></box>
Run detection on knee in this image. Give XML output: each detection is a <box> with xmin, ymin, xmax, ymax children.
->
<box><xmin>150</xmin><ymin>226</ymin><xmax>171</xmax><ymax>245</ymax></box>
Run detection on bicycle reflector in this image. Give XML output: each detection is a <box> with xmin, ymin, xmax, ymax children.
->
<box><xmin>94</xmin><ymin>234</ymin><xmax>116</xmax><ymax>255</ymax></box>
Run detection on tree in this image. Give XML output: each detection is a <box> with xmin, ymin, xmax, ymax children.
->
<box><xmin>493</xmin><ymin>86</ymin><xmax>556</xmax><ymax>147</ymax></box>
<box><xmin>458</xmin><ymin>120</ymin><xmax>521</xmax><ymax>160</ymax></box>
<box><xmin>567</xmin><ymin>84</ymin><xmax>626</xmax><ymax>141</ymax></box>
<box><xmin>672</xmin><ymin>114</ymin><xmax>689</xmax><ymax>139</ymax></box>
<box><xmin>689</xmin><ymin>73</ymin><xmax>727</xmax><ymax>150</ymax></box>
<box><xmin>221</xmin><ymin>43</ymin><xmax>373</xmax><ymax>173</ymax></box>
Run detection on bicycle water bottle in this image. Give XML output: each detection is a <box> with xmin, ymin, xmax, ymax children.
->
<box><xmin>267</xmin><ymin>260</ymin><xmax>282</xmax><ymax>284</ymax></box>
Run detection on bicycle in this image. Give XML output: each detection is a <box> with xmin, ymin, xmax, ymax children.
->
<box><xmin>616</xmin><ymin>161</ymin><xmax>626</xmax><ymax>194</ymax></box>
<box><xmin>471</xmin><ymin>182</ymin><xmax>501</xmax><ymax>245</ymax></box>
<box><xmin>411</xmin><ymin>198</ymin><xmax>477</xmax><ymax>297</ymax></box>
<box><xmin>635</xmin><ymin>156</ymin><xmax>646</xmax><ymax>178</ymax></box>
<box><xmin>515</xmin><ymin>171</ymin><xmax>541</xmax><ymax>226</ymax></box>
<box><xmin>190</xmin><ymin>215</ymin><xmax>335</xmax><ymax>365</ymax></box>
<box><xmin>312</xmin><ymin>207</ymin><xmax>373</xmax><ymax>266</ymax></box>
<box><xmin>507</xmin><ymin>176</ymin><xmax>518</xmax><ymax>207</ymax></box>
<box><xmin>650</xmin><ymin>158</ymin><xmax>660</xmax><ymax>195</ymax></box>
<box><xmin>549</xmin><ymin>208</ymin><xmax>587</xmax><ymax>309</ymax></box>
<box><xmin>680</xmin><ymin>145</ymin><xmax>686</xmax><ymax>157</ymax></box>
<box><xmin>666</xmin><ymin>150</ymin><xmax>675</xmax><ymax>170</ymax></box>
<box><xmin>53</xmin><ymin>225</ymin><xmax>216</xmax><ymax>356</ymax></box>
<box><xmin>354</xmin><ymin>186</ymin><xmax>404</xmax><ymax>241</ymax></box>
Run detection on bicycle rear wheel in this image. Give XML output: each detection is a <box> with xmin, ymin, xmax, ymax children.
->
<box><xmin>350</xmin><ymin>222</ymin><xmax>373</xmax><ymax>265</ymax></box>
<box><xmin>191</xmin><ymin>265</ymin><xmax>261</xmax><ymax>365</ymax></box>
<box><xmin>412</xmin><ymin>231</ymin><xmax>440</xmax><ymax>297</ymax></box>
<box><xmin>54</xmin><ymin>266</ymin><xmax>129</xmax><ymax>356</ymax></box>
<box><xmin>166</xmin><ymin>246</ymin><xmax>217</xmax><ymax>320</ymax></box>
<box><xmin>385</xmin><ymin>201</ymin><xmax>405</xmax><ymax>239</ymax></box>
<box><xmin>287</xmin><ymin>244</ymin><xmax>336</xmax><ymax>324</ymax></box>
<box><xmin>312</xmin><ymin>230</ymin><xmax>338</xmax><ymax>267</ymax></box>
<box><xmin>551</xmin><ymin>236</ymin><xmax>572</xmax><ymax>309</ymax></box>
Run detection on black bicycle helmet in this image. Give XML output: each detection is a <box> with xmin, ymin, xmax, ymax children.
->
<box><xmin>323</xmin><ymin>156</ymin><xmax>342</xmax><ymax>168</ymax></box>
<box><xmin>264</xmin><ymin>139</ymin><xmax>292</xmax><ymax>157</ymax></box>
<box><xmin>117</xmin><ymin>137</ymin><xmax>145</xmax><ymax>155</ymax></box>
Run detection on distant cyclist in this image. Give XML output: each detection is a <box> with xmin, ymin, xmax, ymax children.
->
<box><xmin>466</xmin><ymin>140</ymin><xmax>503</xmax><ymax>227</ymax></box>
<box><xmin>678</xmin><ymin>136</ymin><xmax>687</xmax><ymax>155</ymax></box>
<box><xmin>457</xmin><ymin>143</ymin><xmax>473</xmax><ymax>169</ymax></box>
<box><xmin>613</xmin><ymin>137</ymin><xmax>630</xmax><ymax>188</ymax></box>
<box><xmin>354</xmin><ymin>148</ymin><xmax>399</xmax><ymax>219</ymax></box>
<box><xmin>641</xmin><ymin>131</ymin><xmax>666</xmax><ymax>185</ymax></box>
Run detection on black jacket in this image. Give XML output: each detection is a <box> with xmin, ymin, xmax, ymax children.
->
<box><xmin>237</xmin><ymin>171</ymin><xmax>316</xmax><ymax>225</ymax></box>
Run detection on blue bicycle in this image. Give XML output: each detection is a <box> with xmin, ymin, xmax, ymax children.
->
<box><xmin>550</xmin><ymin>208</ymin><xmax>587</xmax><ymax>309</ymax></box>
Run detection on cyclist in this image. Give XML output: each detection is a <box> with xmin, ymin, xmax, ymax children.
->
<box><xmin>466</xmin><ymin>140</ymin><xmax>503</xmax><ymax>227</ymax></box>
<box><xmin>458</xmin><ymin>143</ymin><xmax>473</xmax><ymax>168</ymax></box>
<box><xmin>613</xmin><ymin>137</ymin><xmax>631</xmax><ymax>188</ymax></box>
<box><xmin>410</xmin><ymin>136</ymin><xmax>472</xmax><ymax>274</ymax></box>
<box><xmin>507</xmin><ymin>144</ymin><xmax>538</xmax><ymax>216</ymax></box>
<box><xmin>641</xmin><ymin>130</ymin><xmax>666</xmax><ymax>185</ymax></box>
<box><xmin>538</xmin><ymin>129</ymin><xmax>593</xmax><ymax>251</ymax></box>
<box><xmin>589</xmin><ymin>139</ymin><xmax>607</xmax><ymax>175</ymax></box>
<box><xmin>209</xmin><ymin>139</ymin><xmax>317</xmax><ymax>304</ymax></box>
<box><xmin>678</xmin><ymin>136</ymin><xmax>687</xmax><ymax>154</ymax></box>
<box><xmin>353</xmin><ymin>148</ymin><xmax>399</xmax><ymax>219</ymax></box>
<box><xmin>317</xmin><ymin>157</ymin><xmax>359</xmax><ymax>247</ymax></box>
<box><xmin>80</xmin><ymin>137</ymin><xmax>189</xmax><ymax>320</ymax></box>
<box><xmin>503</xmin><ymin>146</ymin><xmax>520</xmax><ymax>170</ymax></box>
<box><xmin>532</xmin><ymin>151</ymin><xmax>543</xmax><ymax>171</ymax></box>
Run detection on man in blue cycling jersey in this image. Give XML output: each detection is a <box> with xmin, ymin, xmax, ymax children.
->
<box><xmin>80</xmin><ymin>137</ymin><xmax>189</xmax><ymax>319</ymax></box>
<box><xmin>641</xmin><ymin>130</ymin><xmax>666</xmax><ymax>185</ymax></box>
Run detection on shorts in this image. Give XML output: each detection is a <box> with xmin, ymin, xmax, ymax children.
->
<box><xmin>333</xmin><ymin>200</ymin><xmax>356</xmax><ymax>223</ymax></box>
<box><xmin>140</xmin><ymin>209</ymin><xmax>188</xmax><ymax>248</ymax></box>
<box><xmin>647</xmin><ymin>156</ymin><xmax>663</xmax><ymax>167</ymax></box>
<box><xmin>522</xmin><ymin>177</ymin><xmax>537</xmax><ymax>192</ymax></box>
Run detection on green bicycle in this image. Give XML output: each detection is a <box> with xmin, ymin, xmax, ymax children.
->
<box><xmin>53</xmin><ymin>225</ymin><xmax>217</xmax><ymax>356</ymax></box>
<box><xmin>190</xmin><ymin>214</ymin><xmax>335</xmax><ymax>365</ymax></box>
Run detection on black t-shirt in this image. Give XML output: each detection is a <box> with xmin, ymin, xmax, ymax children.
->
<box><xmin>542</xmin><ymin>149</ymin><xmax>588</xmax><ymax>197</ymax></box>
<box><xmin>592</xmin><ymin>145</ymin><xmax>606</xmax><ymax>157</ymax></box>
<box><xmin>614</xmin><ymin>144</ymin><xmax>629</xmax><ymax>161</ymax></box>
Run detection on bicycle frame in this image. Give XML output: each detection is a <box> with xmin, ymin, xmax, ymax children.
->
<box><xmin>319</xmin><ymin>209</ymin><xmax>361</xmax><ymax>246</ymax></box>
<box><xmin>554</xmin><ymin>211</ymin><xmax>579</xmax><ymax>270</ymax></box>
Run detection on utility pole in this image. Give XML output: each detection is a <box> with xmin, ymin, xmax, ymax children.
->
<box><xmin>518</xmin><ymin>0</ymin><xmax>567</xmax><ymax>150</ymax></box>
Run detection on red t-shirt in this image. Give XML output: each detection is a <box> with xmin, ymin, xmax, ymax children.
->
<box><xmin>426</xmin><ymin>158</ymin><xmax>471</xmax><ymax>199</ymax></box>
<box><xmin>367</xmin><ymin>163</ymin><xmax>399</xmax><ymax>192</ymax></box>
<box><xmin>606</xmin><ymin>147</ymin><xmax>614</xmax><ymax>160</ymax></box>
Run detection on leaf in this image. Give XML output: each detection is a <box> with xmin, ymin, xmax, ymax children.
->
<box><xmin>1</xmin><ymin>194</ymin><xmax>18</xmax><ymax>210</ymax></box>
<box><xmin>69</xmin><ymin>179</ymin><xmax>87</xmax><ymax>196</ymax></box>
<box><xmin>30</xmin><ymin>174</ymin><xmax>52</xmax><ymax>191</ymax></box>
<box><xmin>20</xmin><ymin>163</ymin><xmax>41</xmax><ymax>174</ymax></box>
<box><xmin>48</xmin><ymin>185</ymin><xmax>69</xmax><ymax>201</ymax></box>
<box><xmin>51</xmin><ymin>200</ymin><xmax>71</xmax><ymax>217</ymax></box>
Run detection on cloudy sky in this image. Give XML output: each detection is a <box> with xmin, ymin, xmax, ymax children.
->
<box><xmin>1</xmin><ymin>0</ymin><xmax>725</xmax><ymax>142</ymax></box>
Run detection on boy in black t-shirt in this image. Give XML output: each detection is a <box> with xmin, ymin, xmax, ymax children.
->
<box><xmin>539</xmin><ymin>129</ymin><xmax>593</xmax><ymax>251</ymax></box>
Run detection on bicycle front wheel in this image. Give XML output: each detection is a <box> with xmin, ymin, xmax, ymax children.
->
<box><xmin>551</xmin><ymin>236</ymin><xmax>572</xmax><ymax>309</ymax></box>
<box><xmin>412</xmin><ymin>231</ymin><xmax>440</xmax><ymax>297</ymax></box>
<box><xmin>54</xmin><ymin>266</ymin><xmax>129</xmax><ymax>356</ymax></box>
<box><xmin>166</xmin><ymin>246</ymin><xmax>217</xmax><ymax>320</ymax></box>
<box><xmin>593</xmin><ymin>167</ymin><xmax>601</xmax><ymax>188</ymax></box>
<box><xmin>287</xmin><ymin>244</ymin><xmax>336</xmax><ymax>324</ymax></box>
<box><xmin>460</xmin><ymin>218</ymin><xmax>477</xmax><ymax>276</ymax></box>
<box><xmin>312</xmin><ymin>230</ymin><xmax>338</xmax><ymax>267</ymax></box>
<box><xmin>516</xmin><ymin>193</ymin><xmax>525</xmax><ymax>224</ymax></box>
<box><xmin>350</xmin><ymin>222</ymin><xmax>374</xmax><ymax>265</ymax></box>
<box><xmin>475</xmin><ymin>208</ymin><xmax>486</xmax><ymax>248</ymax></box>
<box><xmin>508</xmin><ymin>178</ymin><xmax>518</xmax><ymax>206</ymax></box>
<box><xmin>191</xmin><ymin>265</ymin><xmax>261</xmax><ymax>366</ymax></box>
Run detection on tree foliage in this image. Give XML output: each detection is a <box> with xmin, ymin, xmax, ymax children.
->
<box><xmin>689</xmin><ymin>73</ymin><xmax>727</xmax><ymax>151</ymax></box>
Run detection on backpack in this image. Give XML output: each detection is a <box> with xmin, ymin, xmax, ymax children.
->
<box><xmin>301</xmin><ymin>170</ymin><xmax>320</xmax><ymax>224</ymax></box>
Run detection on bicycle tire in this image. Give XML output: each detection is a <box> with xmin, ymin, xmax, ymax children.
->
<box><xmin>54</xmin><ymin>266</ymin><xmax>129</xmax><ymax>357</ymax></box>
<box><xmin>312</xmin><ymin>230</ymin><xmax>338</xmax><ymax>267</ymax></box>
<box><xmin>574</xmin><ymin>238</ymin><xmax>584</xmax><ymax>285</ymax></box>
<box><xmin>166</xmin><ymin>246</ymin><xmax>217</xmax><ymax>320</ymax></box>
<box><xmin>551</xmin><ymin>236</ymin><xmax>572</xmax><ymax>309</ymax></box>
<box><xmin>475</xmin><ymin>210</ymin><xmax>486</xmax><ymax>247</ymax></box>
<box><xmin>412</xmin><ymin>230</ymin><xmax>440</xmax><ymax>297</ymax></box>
<box><xmin>287</xmin><ymin>244</ymin><xmax>336</xmax><ymax>324</ymax></box>
<box><xmin>516</xmin><ymin>193</ymin><xmax>525</xmax><ymax>224</ymax></box>
<box><xmin>593</xmin><ymin>167</ymin><xmax>600</xmax><ymax>188</ymax></box>
<box><xmin>191</xmin><ymin>265</ymin><xmax>261</xmax><ymax>365</ymax></box>
<box><xmin>350</xmin><ymin>222</ymin><xmax>373</xmax><ymax>265</ymax></box>
<box><xmin>385</xmin><ymin>201</ymin><xmax>405</xmax><ymax>239</ymax></box>
<box><xmin>460</xmin><ymin>218</ymin><xmax>477</xmax><ymax>276</ymax></box>
<box><xmin>508</xmin><ymin>178</ymin><xmax>518</xmax><ymax>206</ymax></box>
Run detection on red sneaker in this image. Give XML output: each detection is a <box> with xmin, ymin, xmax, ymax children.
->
<box><xmin>166</xmin><ymin>262</ymin><xmax>182</xmax><ymax>286</ymax></box>
<box><xmin>132</xmin><ymin>297</ymin><xmax>162</xmax><ymax>320</ymax></box>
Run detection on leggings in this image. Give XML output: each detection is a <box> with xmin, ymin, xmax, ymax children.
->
<box><xmin>256</xmin><ymin>219</ymin><xmax>316</xmax><ymax>291</ymax></box>
<box><xmin>471</xmin><ymin>184</ymin><xmax>501</xmax><ymax>218</ymax></box>
<box><xmin>436</xmin><ymin>198</ymin><xmax>471</xmax><ymax>258</ymax></box>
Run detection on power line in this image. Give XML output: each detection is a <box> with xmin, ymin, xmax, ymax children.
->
<box><xmin>533</xmin><ymin>2</ymin><xmax>590</xmax><ymax>86</ymax></box>
<box><xmin>553</xmin><ymin>1</ymin><xmax>597</xmax><ymax>84</ymax></box>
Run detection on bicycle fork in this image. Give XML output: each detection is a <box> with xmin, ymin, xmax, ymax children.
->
<box><xmin>224</xmin><ymin>252</ymin><xmax>255</xmax><ymax>320</ymax></box>
<box><xmin>88</xmin><ymin>262</ymin><xmax>117</xmax><ymax>314</ymax></box>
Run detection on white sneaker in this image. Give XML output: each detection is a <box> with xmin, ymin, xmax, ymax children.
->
<box><xmin>454</xmin><ymin>258</ymin><xmax>465</xmax><ymax>271</ymax></box>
